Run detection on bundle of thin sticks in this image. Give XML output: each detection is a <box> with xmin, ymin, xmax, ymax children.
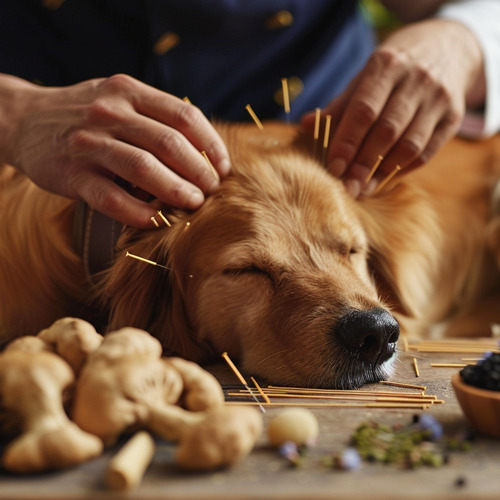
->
<box><xmin>223</xmin><ymin>381</ymin><xmax>442</xmax><ymax>410</ymax></box>
<box><xmin>408</xmin><ymin>338</ymin><xmax>499</xmax><ymax>354</ymax></box>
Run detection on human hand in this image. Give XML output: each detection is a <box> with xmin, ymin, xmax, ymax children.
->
<box><xmin>2</xmin><ymin>74</ymin><xmax>231</xmax><ymax>227</ymax></box>
<box><xmin>302</xmin><ymin>19</ymin><xmax>485</xmax><ymax>197</ymax></box>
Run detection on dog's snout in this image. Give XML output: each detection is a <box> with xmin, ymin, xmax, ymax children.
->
<box><xmin>336</xmin><ymin>308</ymin><xmax>400</xmax><ymax>364</ymax></box>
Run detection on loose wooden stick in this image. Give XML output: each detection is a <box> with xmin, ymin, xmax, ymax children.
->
<box><xmin>431</xmin><ymin>363</ymin><xmax>467</xmax><ymax>368</ymax></box>
<box><xmin>375</xmin><ymin>165</ymin><xmax>401</xmax><ymax>194</ymax></box>
<box><xmin>183</xmin><ymin>96</ymin><xmax>192</xmax><ymax>104</ymax></box>
<box><xmin>412</xmin><ymin>357</ymin><xmax>420</xmax><ymax>377</ymax></box>
<box><xmin>221</xmin><ymin>352</ymin><xmax>266</xmax><ymax>413</ymax></box>
<box><xmin>125</xmin><ymin>252</ymin><xmax>169</xmax><ymax>270</ymax></box>
<box><xmin>251</xmin><ymin>377</ymin><xmax>271</xmax><ymax>404</ymax></box>
<box><xmin>221</xmin><ymin>352</ymin><xmax>247</xmax><ymax>385</ymax></box>
<box><xmin>245</xmin><ymin>104</ymin><xmax>264</xmax><ymax>130</ymax></box>
<box><xmin>106</xmin><ymin>431</ymin><xmax>155</xmax><ymax>491</ymax></box>
<box><xmin>225</xmin><ymin>401</ymin><xmax>431</xmax><ymax>409</ymax></box>
<box><xmin>365</xmin><ymin>155</ymin><xmax>383</xmax><ymax>183</ymax></box>
<box><xmin>228</xmin><ymin>392</ymin><xmax>439</xmax><ymax>404</ymax></box>
<box><xmin>265</xmin><ymin>386</ymin><xmax>425</xmax><ymax>397</ymax></box>
<box><xmin>411</xmin><ymin>347</ymin><xmax>499</xmax><ymax>354</ymax></box>
<box><xmin>379</xmin><ymin>381</ymin><xmax>427</xmax><ymax>391</ymax></box>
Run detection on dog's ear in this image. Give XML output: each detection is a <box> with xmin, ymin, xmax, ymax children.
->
<box><xmin>359</xmin><ymin>184</ymin><xmax>442</xmax><ymax>321</ymax></box>
<box><xmin>97</xmin><ymin>226</ymin><xmax>207</xmax><ymax>361</ymax></box>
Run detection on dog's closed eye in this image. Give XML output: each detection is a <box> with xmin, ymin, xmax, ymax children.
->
<box><xmin>223</xmin><ymin>266</ymin><xmax>271</xmax><ymax>280</ymax></box>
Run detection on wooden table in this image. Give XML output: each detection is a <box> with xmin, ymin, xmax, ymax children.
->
<box><xmin>2</xmin><ymin>346</ymin><xmax>500</xmax><ymax>500</ymax></box>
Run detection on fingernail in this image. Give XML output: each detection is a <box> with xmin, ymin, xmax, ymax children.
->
<box><xmin>187</xmin><ymin>189</ymin><xmax>205</xmax><ymax>209</ymax></box>
<box><xmin>344</xmin><ymin>178</ymin><xmax>362</xmax><ymax>199</ymax></box>
<box><xmin>218</xmin><ymin>158</ymin><xmax>231</xmax><ymax>177</ymax></box>
<box><xmin>329</xmin><ymin>159</ymin><xmax>347</xmax><ymax>177</ymax></box>
<box><xmin>362</xmin><ymin>178</ymin><xmax>378</xmax><ymax>196</ymax></box>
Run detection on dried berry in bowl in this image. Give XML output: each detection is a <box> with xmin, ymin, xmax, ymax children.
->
<box><xmin>459</xmin><ymin>352</ymin><xmax>500</xmax><ymax>391</ymax></box>
<box><xmin>451</xmin><ymin>352</ymin><xmax>500</xmax><ymax>438</ymax></box>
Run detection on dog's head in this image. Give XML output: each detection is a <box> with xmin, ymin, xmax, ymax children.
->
<box><xmin>101</xmin><ymin>123</ymin><xmax>405</xmax><ymax>388</ymax></box>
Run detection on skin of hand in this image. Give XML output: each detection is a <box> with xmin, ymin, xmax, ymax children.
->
<box><xmin>0</xmin><ymin>73</ymin><xmax>231</xmax><ymax>227</ymax></box>
<box><xmin>302</xmin><ymin>18</ymin><xmax>486</xmax><ymax>198</ymax></box>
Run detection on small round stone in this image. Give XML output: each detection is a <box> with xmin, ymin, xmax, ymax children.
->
<box><xmin>267</xmin><ymin>408</ymin><xmax>319</xmax><ymax>447</ymax></box>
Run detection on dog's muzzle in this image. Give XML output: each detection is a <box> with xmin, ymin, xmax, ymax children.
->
<box><xmin>335</xmin><ymin>308</ymin><xmax>400</xmax><ymax>365</ymax></box>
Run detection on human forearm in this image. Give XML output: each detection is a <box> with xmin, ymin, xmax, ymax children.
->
<box><xmin>0</xmin><ymin>74</ymin><xmax>44</xmax><ymax>166</ymax></box>
<box><xmin>437</xmin><ymin>0</ymin><xmax>500</xmax><ymax>136</ymax></box>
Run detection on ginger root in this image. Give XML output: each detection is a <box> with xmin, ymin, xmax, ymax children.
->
<box><xmin>38</xmin><ymin>317</ymin><xmax>103</xmax><ymax>375</ymax></box>
<box><xmin>72</xmin><ymin>326</ymin><xmax>262</xmax><ymax>469</ymax></box>
<box><xmin>0</xmin><ymin>336</ymin><xmax>103</xmax><ymax>473</ymax></box>
<box><xmin>176</xmin><ymin>406</ymin><xmax>263</xmax><ymax>470</ymax></box>
<box><xmin>1</xmin><ymin>319</ymin><xmax>262</xmax><ymax>474</ymax></box>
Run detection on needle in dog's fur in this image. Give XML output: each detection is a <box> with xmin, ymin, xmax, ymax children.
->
<box><xmin>245</xmin><ymin>104</ymin><xmax>264</xmax><ymax>130</ymax></box>
<box><xmin>365</xmin><ymin>155</ymin><xmax>384</xmax><ymax>184</ymax></box>
<box><xmin>322</xmin><ymin>114</ymin><xmax>332</xmax><ymax>165</ymax></box>
<box><xmin>375</xmin><ymin>165</ymin><xmax>401</xmax><ymax>194</ymax></box>
<box><xmin>313</xmin><ymin>107</ymin><xmax>321</xmax><ymax>158</ymax></box>
<box><xmin>125</xmin><ymin>252</ymin><xmax>169</xmax><ymax>270</ymax></box>
<box><xmin>221</xmin><ymin>352</ymin><xmax>266</xmax><ymax>413</ymax></box>
<box><xmin>201</xmin><ymin>151</ymin><xmax>219</xmax><ymax>181</ymax></box>
<box><xmin>281</xmin><ymin>78</ymin><xmax>291</xmax><ymax>122</ymax></box>
<box><xmin>156</xmin><ymin>211</ymin><xmax>171</xmax><ymax>227</ymax></box>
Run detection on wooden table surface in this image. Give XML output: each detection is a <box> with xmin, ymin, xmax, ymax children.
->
<box><xmin>2</xmin><ymin>344</ymin><xmax>500</xmax><ymax>500</ymax></box>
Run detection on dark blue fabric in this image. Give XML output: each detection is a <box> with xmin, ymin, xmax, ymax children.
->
<box><xmin>0</xmin><ymin>0</ymin><xmax>375</xmax><ymax>121</ymax></box>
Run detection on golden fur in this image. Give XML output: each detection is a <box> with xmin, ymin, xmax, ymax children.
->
<box><xmin>1</xmin><ymin>122</ymin><xmax>500</xmax><ymax>387</ymax></box>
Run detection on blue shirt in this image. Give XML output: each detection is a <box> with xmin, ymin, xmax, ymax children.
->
<box><xmin>0</xmin><ymin>0</ymin><xmax>375</xmax><ymax>121</ymax></box>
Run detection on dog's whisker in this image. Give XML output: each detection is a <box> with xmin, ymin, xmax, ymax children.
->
<box><xmin>395</xmin><ymin>348</ymin><xmax>426</xmax><ymax>360</ymax></box>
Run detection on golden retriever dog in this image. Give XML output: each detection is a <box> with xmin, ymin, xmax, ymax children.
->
<box><xmin>1</xmin><ymin>122</ymin><xmax>500</xmax><ymax>388</ymax></box>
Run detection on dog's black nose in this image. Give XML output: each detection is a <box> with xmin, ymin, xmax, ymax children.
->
<box><xmin>336</xmin><ymin>308</ymin><xmax>400</xmax><ymax>364</ymax></box>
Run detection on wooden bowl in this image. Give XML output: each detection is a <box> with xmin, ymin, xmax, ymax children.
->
<box><xmin>451</xmin><ymin>372</ymin><xmax>500</xmax><ymax>438</ymax></box>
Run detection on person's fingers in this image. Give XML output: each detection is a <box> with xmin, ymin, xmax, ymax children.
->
<box><xmin>97</xmin><ymin>75</ymin><xmax>231</xmax><ymax>177</ymax></box>
<box><xmin>325</xmin><ymin>51</ymin><xmax>407</xmax><ymax>178</ymax></box>
<box><xmin>76</xmin><ymin>172</ymin><xmax>162</xmax><ymax>228</ymax></box>
<box><xmin>397</xmin><ymin>113</ymin><xmax>462</xmax><ymax>174</ymax></box>
<box><xmin>67</xmin><ymin>129</ymin><xmax>207</xmax><ymax>211</ymax></box>
<box><xmin>342</xmin><ymin>79</ymin><xmax>424</xmax><ymax>184</ymax></box>
<box><xmin>114</xmin><ymin>113</ymin><xmax>222</xmax><ymax>195</ymax></box>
